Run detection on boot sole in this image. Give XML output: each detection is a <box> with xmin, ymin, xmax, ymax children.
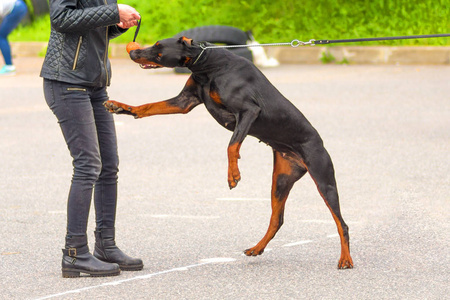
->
<box><xmin>119</xmin><ymin>263</ymin><xmax>144</xmax><ymax>271</ymax></box>
<box><xmin>62</xmin><ymin>268</ymin><xmax>121</xmax><ymax>278</ymax></box>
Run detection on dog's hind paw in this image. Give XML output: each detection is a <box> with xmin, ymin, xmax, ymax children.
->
<box><xmin>244</xmin><ymin>247</ymin><xmax>264</xmax><ymax>256</ymax></box>
<box><xmin>338</xmin><ymin>257</ymin><xmax>354</xmax><ymax>269</ymax></box>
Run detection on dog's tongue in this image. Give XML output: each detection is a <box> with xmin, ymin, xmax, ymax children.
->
<box><xmin>126</xmin><ymin>42</ymin><xmax>141</xmax><ymax>54</ymax></box>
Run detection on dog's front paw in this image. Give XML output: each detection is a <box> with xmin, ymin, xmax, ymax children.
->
<box><xmin>104</xmin><ymin>100</ymin><xmax>137</xmax><ymax>117</ymax></box>
<box><xmin>227</xmin><ymin>165</ymin><xmax>241</xmax><ymax>189</ymax></box>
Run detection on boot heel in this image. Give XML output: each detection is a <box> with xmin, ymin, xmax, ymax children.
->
<box><xmin>62</xmin><ymin>269</ymin><xmax>80</xmax><ymax>278</ymax></box>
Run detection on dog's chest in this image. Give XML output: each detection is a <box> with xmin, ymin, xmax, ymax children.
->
<box><xmin>200</xmin><ymin>84</ymin><xmax>236</xmax><ymax>131</ymax></box>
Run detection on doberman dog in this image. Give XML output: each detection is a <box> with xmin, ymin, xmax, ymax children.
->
<box><xmin>104</xmin><ymin>37</ymin><xmax>353</xmax><ymax>269</ymax></box>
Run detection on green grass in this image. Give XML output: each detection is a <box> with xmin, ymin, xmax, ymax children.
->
<box><xmin>10</xmin><ymin>15</ymin><xmax>50</xmax><ymax>41</ymax></box>
<box><xmin>10</xmin><ymin>0</ymin><xmax>450</xmax><ymax>46</ymax></box>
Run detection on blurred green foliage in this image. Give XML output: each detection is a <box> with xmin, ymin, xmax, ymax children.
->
<box><xmin>10</xmin><ymin>0</ymin><xmax>450</xmax><ymax>45</ymax></box>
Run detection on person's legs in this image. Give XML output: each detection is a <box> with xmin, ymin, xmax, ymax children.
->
<box><xmin>43</xmin><ymin>79</ymin><xmax>120</xmax><ymax>277</ymax></box>
<box><xmin>0</xmin><ymin>0</ymin><xmax>28</xmax><ymax>67</ymax></box>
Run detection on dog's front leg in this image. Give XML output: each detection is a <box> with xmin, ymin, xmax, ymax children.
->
<box><xmin>227</xmin><ymin>106</ymin><xmax>260</xmax><ymax>189</ymax></box>
<box><xmin>104</xmin><ymin>76</ymin><xmax>201</xmax><ymax>118</ymax></box>
<box><xmin>105</xmin><ymin>97</ymin><xmax>199</xmax><ymax>119</ymax></box>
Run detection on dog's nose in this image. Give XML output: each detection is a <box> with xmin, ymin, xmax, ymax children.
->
<box><xmin>129</xmin><ymin>50</ymin><xmax>140</xmax><ymax>61</ymax></box>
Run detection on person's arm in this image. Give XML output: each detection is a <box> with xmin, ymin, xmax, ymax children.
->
<box><xmin>49</xmin><ymin>0</ymin><xmax>120</xmax><ymax>33</ymax></box>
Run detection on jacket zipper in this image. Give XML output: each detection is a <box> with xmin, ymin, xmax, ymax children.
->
<box><xmin>103</xmin><ymin>0</ymin><xmax>110</xmax><ymax>86</ymax></box>
<box><xmin>72</xmin><ymin>36</ymin><xmax>83</xmax><ymax>70</ymax></box>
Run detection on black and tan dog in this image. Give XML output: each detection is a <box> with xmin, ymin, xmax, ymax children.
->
<box><xmin>104</xmin><ymin>37</ymin><xmax>353</xmax><ymax>269</ymax></box>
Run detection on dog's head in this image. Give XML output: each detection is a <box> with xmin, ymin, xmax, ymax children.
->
<box><xmin>129</xmin><ymin>37</ymin><xmax>199</xmax><ymax>69</ymax></box>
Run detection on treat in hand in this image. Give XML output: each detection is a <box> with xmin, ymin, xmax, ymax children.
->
<box><xmin>126</xmin><ymin>42</ymin><xmax>141</xmax><ymax>54</ymax></box>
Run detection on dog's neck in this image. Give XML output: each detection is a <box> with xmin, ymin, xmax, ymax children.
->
<box><xmin>187</xmin><ymin>42</ymin><xmax>228</xmax><ymax>75</ymax></box>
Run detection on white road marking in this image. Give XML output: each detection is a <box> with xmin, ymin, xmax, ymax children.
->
<box><xmin>327</xmin><ymin>234</ymin><xmax>339</xmax><ymax>238</ymax></box>
<box><xmin>283</xmin><ymin>240</ymin><xmax>313</xmax><ymax>247</ymax></box>
<box><xmin>34</xmin><ymin>257</ymin><xmax>236</xmax><ymax>300</ymax></box>
<box><xmin>200</xmin><ymin>257</ymin><xmax>237</xmax><ymax>263</ymax></box>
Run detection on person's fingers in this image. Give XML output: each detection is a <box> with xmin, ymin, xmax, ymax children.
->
<box><xmin>117</xmin><ymin>20</ymin><xmax>138</xmax><ymax>29</ymax></box>
<box><xmin>131</xmin><ymin>12</ymin><xmax>141</xmax><ymax>20</ymax></box>
<box><xmin>116</xmin><ymin>4</ymin><xmax>140</xmax><ymax>28</ymax></box>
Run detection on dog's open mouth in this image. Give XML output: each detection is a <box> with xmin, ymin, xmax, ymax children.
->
<box><xmin>139</xmin><ymin>63</ymin><xmax>163</xmax><ymax>69</ymax></box>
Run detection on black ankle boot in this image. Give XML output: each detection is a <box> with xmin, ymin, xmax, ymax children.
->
<box><xmin>94</xmin><ymin>228</ymin><xmax>143</xmax><ymax>271</ymax></box>
<box><xmin>61</xmin><ymin>235</ymin><xmax>120</xmax><ymax>278</ymax></box>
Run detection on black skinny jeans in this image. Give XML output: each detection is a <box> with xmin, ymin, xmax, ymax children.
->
<box><xmin>44</xmin><ymin>79</ymin><xmax>119</xmax><ymax>237</ymax></box>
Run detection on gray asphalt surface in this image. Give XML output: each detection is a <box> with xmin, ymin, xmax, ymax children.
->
<box><xmin>0</xmin><ymin>57</ymin><xmax>449</xmax><ymax>300</ymax></box>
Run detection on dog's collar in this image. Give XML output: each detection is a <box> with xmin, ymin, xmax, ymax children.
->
<box><xmin>192</xmin><ymin>43</ymin><xmax>208</xmax><ymax>65</ymax></box>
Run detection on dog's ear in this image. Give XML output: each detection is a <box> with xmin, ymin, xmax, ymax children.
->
<box><xmin>179</xmin><ymin>36</ymin><xmax>193</xmax><ymax>47</ymax></box>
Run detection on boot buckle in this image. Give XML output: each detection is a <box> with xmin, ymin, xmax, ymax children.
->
<box><xmin>68</xmin><ymin>248</ymin><xmax>77</xmax><ymax>257</ymax></box>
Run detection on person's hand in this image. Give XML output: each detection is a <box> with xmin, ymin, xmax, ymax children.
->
<box><xmin>117</xmin><ymin>4</ymin><xmax>140</xmax><ymax>29</ymax></box>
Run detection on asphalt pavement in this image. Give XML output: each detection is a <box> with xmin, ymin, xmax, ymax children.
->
<box><xmin>0</xmin><ymin>57</ymin><xmax>449</xmax><ymax>299</ymax></box>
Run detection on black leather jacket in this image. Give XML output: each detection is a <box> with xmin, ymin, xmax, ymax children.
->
<box><xmin>40</xmin><ymin>0</ymin><xmax>127</xmax><ymax>87</ymax></box>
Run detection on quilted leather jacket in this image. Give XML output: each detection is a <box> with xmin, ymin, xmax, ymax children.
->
<box><xmin>40</xmin><ymin>0</ymin><xmax>127</xmax><ymax>87</ymax></box>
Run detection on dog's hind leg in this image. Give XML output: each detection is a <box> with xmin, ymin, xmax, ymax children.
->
<box><xmin>244</xmin><ymin>149</ymin><xmax>306</xmax><ymax>256</ymax></box>
<box><xmin>304</xmin><ymin>146</ymin><xmax>354</xmax><ymax>269</ymax></box>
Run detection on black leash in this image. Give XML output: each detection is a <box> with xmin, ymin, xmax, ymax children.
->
<box><xmin>313</xmin><ymin>33</ymin><xmax>450</xmax><ymax>45</ymax></box>
<box><xmin>131</xmin><ymin>21</ymin><xmax>449</xmax><ymax>59</ymax></box>
<box><xmin>133</xmin><ymin>18</ymin><xmax>141</xmax><ymax>43</ymax></box>
<box><xmin>131</xmin><ymin>19</ymin><xmax>448</xmax><ymax>47</ymax></box>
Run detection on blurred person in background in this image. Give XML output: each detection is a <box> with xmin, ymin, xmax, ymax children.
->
<box><xmin>0</xmin><ymin>0</ymin><xmax>28</xmax><ymax>76</ymax></box>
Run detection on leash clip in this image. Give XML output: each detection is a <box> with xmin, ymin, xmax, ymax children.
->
<box><xmin>291</xmin><ymin>39</ymin><xmax>316</xmax><ymax>47</ymax></box>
